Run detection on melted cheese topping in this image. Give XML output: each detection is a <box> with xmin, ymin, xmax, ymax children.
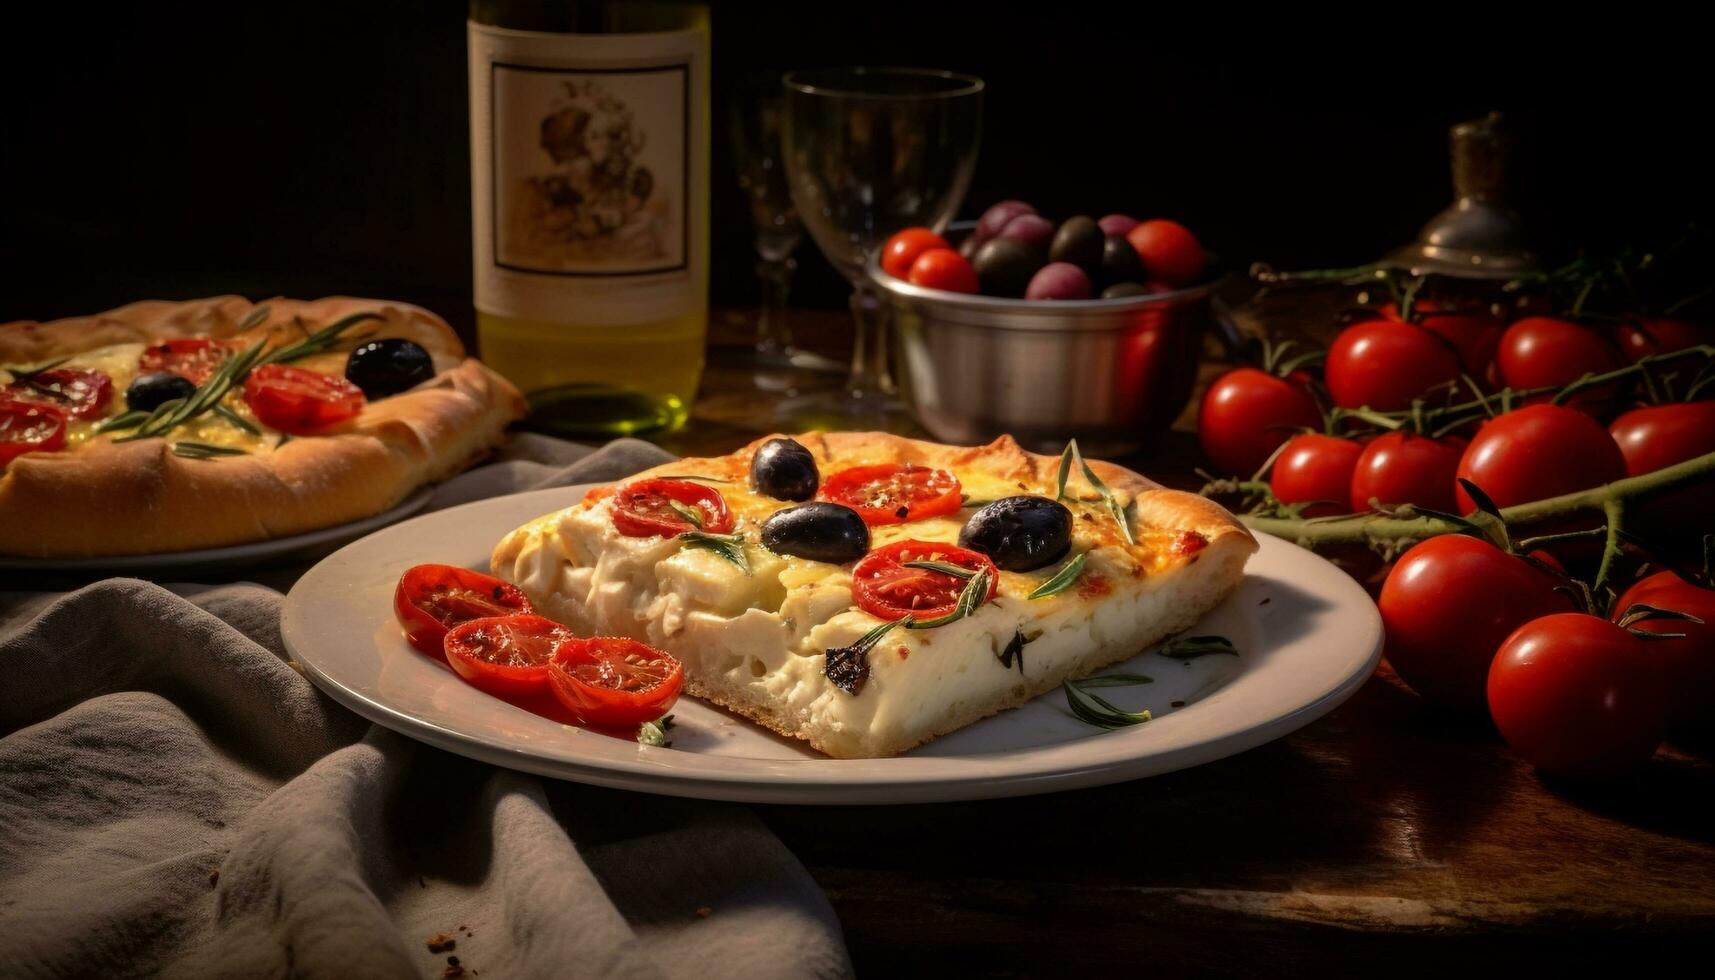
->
<box><xmin>494</xmin><ymin>460</ymin><xmax>1210</xmax><ymax>756</ymax></box>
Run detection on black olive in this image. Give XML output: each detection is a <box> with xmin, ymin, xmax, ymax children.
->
<box><xmin>344</xmin><ymin>338</ymin><xmax>434</xmax><ymax>399</ymax></box>
<box><xmin>750</xmin><ymin>437</ymin><xmax>819</xmax><ymax>501</ymax></box>
<box><xmin>972</xmin><ymin>238</ymin><xmax>1044</xmax><ymax>298</ymax></box>
<box><xmin>1049</xmin><ymin>216</ymin><xmax>1105</xmax><ymax>274</ymax></box>
<box><xmin>125</xmin><ymin>371</ymin><xmax>196</xmax><ymax>412</ymax></box>
<box><xmin>959</xmin><ymin>495</ymin><xmax>1073</xmax><ymax>572</ymax></box>
<box><xmin>1101</xmin><ymin>282</ymin><xmax>1150</xmax><ymax>299</ymax></box>
<box><xmin>761</xmin><ymin>503</ymin><xmax>870</xmax><ymax>564</ymax></box>
<box><xmin>1098</xmin><ymin>235</ymin><xmax>1146</xmax><ymax>288</ymax></box>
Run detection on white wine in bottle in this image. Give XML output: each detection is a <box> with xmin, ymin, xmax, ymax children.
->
<box><xmin>469</xmin><ymin>0</ymin><xmax>710</xmax><ymax>435</ymax></box>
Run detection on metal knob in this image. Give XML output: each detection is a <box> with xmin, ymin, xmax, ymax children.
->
<box><xmin>1385</xmin><ymin>112</ymin><xmax>1539</xmax><ymax>279</ymax></box>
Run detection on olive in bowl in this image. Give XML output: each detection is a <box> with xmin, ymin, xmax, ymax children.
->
<box><xmin>959</xmin><ymin>496</ymin><xmax>1073</xmax><ymax>572</ymax></box>
<box><xmin>761</xmin><ymin>503</ymin><xmax>870</xmax><ymax>564</ymax></box>
<box><xmin>750</xmin><ymin>437</ymin><xmax>819</xmax><ymax>501</ymax></box>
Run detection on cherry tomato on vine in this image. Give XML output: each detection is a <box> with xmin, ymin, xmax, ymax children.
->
<box><xmin>610</xmin><ymin>478</ymin><xmax>735</xmax><ymax>537</ymax></box>
<box><xmin>1494</xmin><ymin>317</ymin><xmax>1621</xmax><ymax>411</ymax></box>
<box><xmin>1454</xmin><ymin>404</ymin><xmax>1627</xmax><ymax>513</ymax></box>
<box><xmin>1612</xmin><ymin>316</ymin><xmax>1709</xmax><ymax>362</ymax></box>
<box><xmin>1269</xmin><ymin>434</ymin><xmax>1364</xmax><ymax>517</ymax></box>
<box><xmin>1382</xmin><ymin>299</ymin><xmax>1503</xmax><ymax>376</ymax></box>
<box><xmin>906</xmin><ymin>248</ymin><xmax>979</xmax><ymax>294</ymax></box>
<box><xmin>393</xmin><ymin>563</ymin><xmax>534</xmax><ymax>658</ymax></box>
<box><xmin>549</xmin><ymin>636</ymin><xmax>685</xmax><ymax>730</ymax></box>
<box><xmin>881</xmin><ymin>228</ymin><xmax>952</xmax><ymax>280</ymax></box>
<box><xmin>1379</xmin><ymin>534</ymin><xmax>1570</xmax><ymax>709</ymax></box>
<box><xmin>1609</xmin><ymin>400</ymin><xmax>1715</xmax><ymax>540</ymax></box>
<box><xmin>1196</xmin><ymin>367</ymin><xmax>1322</xmax><ymax>476</ymax></box>
<box><xmin>1325</xmin><ymin>320</ymin><xmax>1461</xmax><ymax>411</ymax></box>
<box><xmin>820</xmin><ymin>463</ymin><xmax>962</xmax><ymax>526</ymax></box>
<box><xmin>243</xmin><ymin>364</ymin><xmax>365</xmax><ymax>433</ymax></box>
<box><xmin>1487</xmin><ymin>612</ymin><xmax>1669</xmax><ymax>777</ymax></box>
<box><xmin>1348</xmin><ymin>431</ymin><xmax>1464</xmax><ymax>512</ymax></box>
<box><xmin>851</xmin><ymin>539</ymin><xmax>998</xmax><ymax>621</ymax></box>
<box><xmin>1124</xmin><ymin>219</ymin><xmax>1205</xmax><ymax>287</ymax></box>
<box><xmin>1614</xmin><ymin>571</ymin><xmax>1715</xmax><ymax>728</ymax></box>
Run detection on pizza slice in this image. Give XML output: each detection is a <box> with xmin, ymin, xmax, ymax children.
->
<box><xmin>491</xmin><ymin>432</ymin><xmax>1257</xmax><ymax>759</ymax></box>
<box><xmin>0</xmin><ymin>296</ymin><xmax>525</xmax><ymax>557</ymax></box>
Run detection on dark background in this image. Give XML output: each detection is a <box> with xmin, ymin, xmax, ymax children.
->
<box><xmin>3</xmin><ymin>4</ymin><xmax>1707</xmax><ymax>335</ymax></box>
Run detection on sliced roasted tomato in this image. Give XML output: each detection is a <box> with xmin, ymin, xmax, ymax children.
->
<box><xmin>242</xmin><ymin>364</ymin><xmax>365</xmax><ymax>434</ymax></box>
<box><xmin>443</xmin><ymin>614</ymin><xmax>574</xmax><ymax>699</ymax></box>
<box><xmin>819</xmin><ymin>463</ymin><xmax>962</xmax><ymax>526</ymax></box>
<box><xmin>5</xmin><ymin>368</ymin><xmax>113</xmax><ymax>419</ymax></box>
<box><xmin>393</xmin><ymin>563</ymin><xmax>534</xmax><ymax>657</ymax></box>
<box><xmin>139</xmin><ymin>337</ymin><xmax>240</xmax><ymax>384</ymax></box>
<box><xmin>610</xmin><ymin>478</ymin><xmax>734</xmax><ymax>537</ymax></box>
<box><xmin>548</xmin><ymin>636</ymin><xmax>684</xmax><ymax>729</ymax></box>
<box><xmin>851</xmin><ymin>539</ymin><xmax>999</xmax><ymax>621</ymax></box>
<box><xmin>0</xmin><ymin>399</ymin><xmax>68</xmax><ymax>465</ymax></box>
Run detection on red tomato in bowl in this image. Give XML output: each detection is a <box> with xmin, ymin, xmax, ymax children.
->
<box><xmin>394</xmin><ymin>563</ymin><xmax>534</xmax><ymax>657</ymax></box>
<box><xmin>243</xmin><ymin>364</ymin><xmax>365</xmax><ymax>433</ymax></box>
<box><xmin>444</xmin><ymin>614</ymin><xmax>575</xmax><ymax>699</ymax></box>
<box><xmin>1495</xmin><ymin>317</ymin><xmax>1621</xmax><ymax>410</ymax></box>
<box><xmin>881</xmin><ymin>228</ymin><xmax>951</xmax><ymax>280</ymax></box>
<box><xmin>820</xmin><ymin>463</ymin><xmax>961</xmax><ymax>526</ymax></box>
<box><xmin>1379</xmin><ymin>535</ymin><xmax>1570</xmax><ymax>709</ymax></box>
<box><xmin>1381</xmin><ymin>300</ymin><xmax>1503</xmax><ymax>376</ymax></box>
<box><xmin>1612</xmin><ymin>316</ymin><xmax>1708</xmax><ymax>361</ymax></box>
<box><xmin>1454</xmin><ymin>404</ymin><xmax>1627</xmax><ymax>513</ymax></box>
<box><xmin>851</xmin><ymin>539</ymin><xmax>998</xmax><ymax>621</ymax></box>
<box><xmin>1196</xmin><ymin>367</ymin><xmax>1322</xmax><ymax>477</ymax></box>
<box><xmin>610</xmin><ymin>478</ymin><xmax>734</xmax><ymax>537</ymax></box>
<box><xmin>1125</xmin><ymin>219</ymin><xmax>1205</xmax><ymax>287</ymax></box>
<box><xmin>1614</xmin><ymin>571</ymin><xmax>1715</xmax><ymax>728</ymax></box>
<box><xmin>907</xmin><ymin>248</ymin><xmax>979</xmax><ymax>294</ymax></box>
<box><xmin>1488</xmin><ymin>612</ymin><xmax>1668</xmax><ymax>777</ymax></box>
<box><xmin>1349</xmin><ymin>431</ymin><xmax>1464</xmax><ymax>512</ymax></box>
<box><xmin>1325</xmin><ymin>320</ymin><xmax>1461</xmax><ymax>411</ymax></box>
<box><xmin>548</xmin><ymin>636</ymin><xmax>684</xmax><ymax>730</ymax></box>
<box><xmin>1269</xmin><ymin>434</ymin><xmax>1364</xmax><ymax>517</ymax></box>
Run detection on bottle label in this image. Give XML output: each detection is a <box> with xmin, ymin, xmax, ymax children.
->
<box><xmin>468</xmin><ymin>21</ymin><xmax>706</xmax><ymax>324</ymax></box>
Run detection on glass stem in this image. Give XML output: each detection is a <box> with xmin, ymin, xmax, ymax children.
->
<box><xmin>755</xmin><ymin>256</ymin><xmax>795</xmax><ymax>357</ymax></box>
<box><xmin>846</xmin><ymin>286</ymin><xmax>892</xmax><ymax>398</ymax></box>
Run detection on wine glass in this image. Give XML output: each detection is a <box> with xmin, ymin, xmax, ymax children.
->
<box><xmin>781</xmin><ymin>67</ymin><xmax>983</xmax><ymax>424</ymax></box>
<box><xmin>728</xmin><ymin>73</ymin><xmax>840</xmax><ymax>393</ymax></box>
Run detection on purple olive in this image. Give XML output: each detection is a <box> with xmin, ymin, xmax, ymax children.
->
<box><xmin>975</xmin><ymin>200</ymin><xmax>1037</xmax><ymax>244</ymax></box>
<box><xmin>1025</xmin><ymin>262</ymin><xmax>1093</xmax><ymax>301</ymax></box>
<box><xmin>996</xmin><ymin>213</ymin><xmax>1054</xmax><ymax>250</ymax></box>
<box><xmin>1098</xmin><ymin>214</ymin><xmax>1140</xmax><ymax>237</ymax></box>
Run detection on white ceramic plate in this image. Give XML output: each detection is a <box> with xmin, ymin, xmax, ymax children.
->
<box><xmin>281</xmin><ymin>484</ymin><xmax>1382</xmax><ymax>805</ymax></box>
<box><xmin>0</xmin><ymin>487</ymin><xmax>434</xmax><ymax>577</ymax></box>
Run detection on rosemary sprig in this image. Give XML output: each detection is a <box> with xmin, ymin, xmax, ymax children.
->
<box><xmin>908</xmin><ymin>567</ymin><xmax>993</xmax><ymax>629</ymax></box>
<box><xmin>636</xmin><ymin>714</ymin><xmax>675</xmax><ymax>747</ymax></box>
<box><xmin>667</xmin><ymin>499</ymin><xmax>706</xmax><ymax>529</ymax></box>
<box><xmin>1064</xmin><ymin>673</ymin><xmax>1154</xmax><ymax>729</ymax></box>
<box><xmin>997</xmin><ymin>629</ymin><xmax>1028</xmax><ymax>674</ymax></box>
<box><xmin>679</xmin><ymin>530</ymin><xmax>749</xmax><ymax>573</ymax></box>
<box><xmin>171</xmin><ymin>441</ymin><xmax>250</xmax><ymax>460</ymax></box>
<box><xmin>1028</xmin><ymin>552</ymin><xmax>1088</xmax><ymax>600</ymax></box>
<box><xmin>93</xmin><ymin>409</ymin><xmax>150</xmax><ymax>434</ymax></box>
<box><xmin>1159</xmin><ymin>635</ymin><xmax>1239</xmax><ymax>659</ymax></box>
<box><xmin>256</xmin><ymin>311</ymin><xmax>382</xmax><ymax>366</ymax></box>
<box><xmin>212</xmin><ymin>404</ymin><xmax>261</xmax><ymax>436</ymax></box>
<box><xmin>901</xmin><ymin>559</ymin><xmax>976</xmax><ymax>580</ymax></box>
<box><xmin>1054</xmin><ymin>440</ymin><xmax>1136</xmax><ymax>545</ymax></box>
<box><xmin>0</xmin><ymin>356</ymin><xmax>71</xmax><ymax>384</ymax></box>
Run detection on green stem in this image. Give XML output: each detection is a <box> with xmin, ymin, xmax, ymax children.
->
<box><xmin>1239</xmin><ymin>450</ymin><xmax>1715</xmax><ymax>549</ymax></box>
<box><xmin>1594</xmin><ymin>499</ymin><xmax>1626</xmax><ymax>593</ymax></box>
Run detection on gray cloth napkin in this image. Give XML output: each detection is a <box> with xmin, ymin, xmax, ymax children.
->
<box><xmin>0</xmin><ymin>435</ymin><xmax>852</xmax><ymax>980</ymax></box>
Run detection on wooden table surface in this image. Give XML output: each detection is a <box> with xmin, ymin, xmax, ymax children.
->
<box><xmin>654</xmin><ymin>310</ymin><xmax>1715</xmax><ymax>975</ymax></box>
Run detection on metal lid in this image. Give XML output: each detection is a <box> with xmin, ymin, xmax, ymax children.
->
<box><xmin>1384</xmin><ymin>113</ymin><xmax>1539</xmax><ymax>279</ymax></box>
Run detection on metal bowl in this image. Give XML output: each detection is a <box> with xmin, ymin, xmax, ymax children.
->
<box><xmin>870</xmin><ymin>226</ymin><xmax>1218</xmax><ymax>458</ymax></box>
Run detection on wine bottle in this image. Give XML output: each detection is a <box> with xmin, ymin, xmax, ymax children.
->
<box><xmin>469</xmin><ymin>0</ymin><xmax>710</xmax><ymax>435</ymax></box>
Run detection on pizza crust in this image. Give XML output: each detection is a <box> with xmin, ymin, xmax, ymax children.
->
<box><xmin>1</xmin><ymin>297</ymin><xmax>525</xmax><ymax>557</ymax></box>
<box><xmin>492</xmin><ymin>431</ymin><xmax>1258</xmax><ymax>759</ymax></box>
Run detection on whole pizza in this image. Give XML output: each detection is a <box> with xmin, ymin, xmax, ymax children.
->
<box><xmin>491</xmin><ymin>431</ymin><xmax>1257</xmax><ymax>758</ymax></box>
<box><xmin>0</xmin><ymin>296</ymin><xmax>525</xmax><ymax>557</ymax></box>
